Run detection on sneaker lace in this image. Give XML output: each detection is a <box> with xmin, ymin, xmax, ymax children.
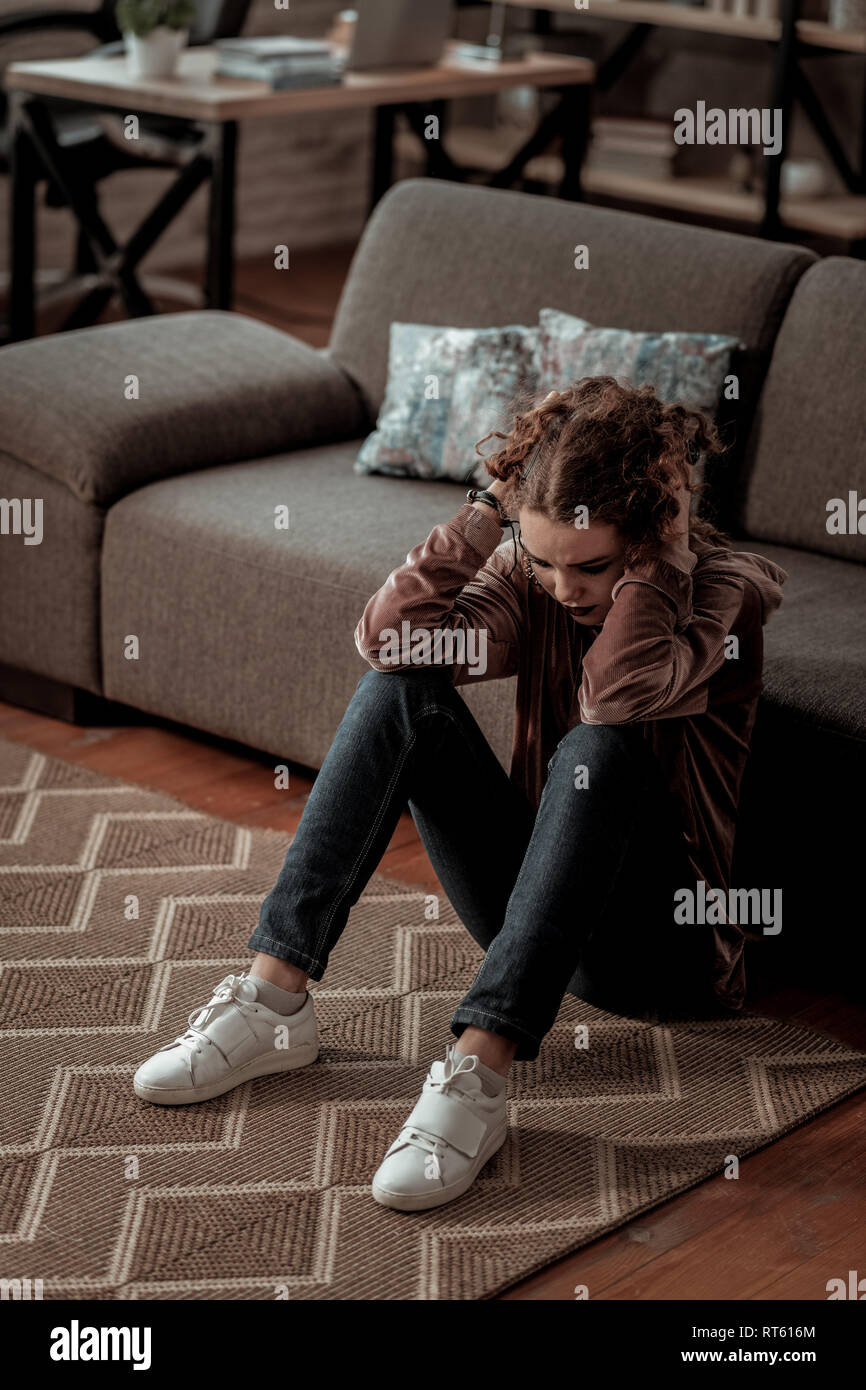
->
<box><xmin>402</xmin><ymin>1049</ymin><xmax>479</xmax><ymax>1158</ymax></box>
<box><xmin>170</xmin><ymin>974</ymin><xmax>254</xmax><ymax>1066</ymax></box>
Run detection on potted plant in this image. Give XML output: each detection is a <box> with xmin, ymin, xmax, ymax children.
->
<box><xmin>116</xmin><ymin>0</ymin><xmax>196</xmax><ymax>80</ymax></box>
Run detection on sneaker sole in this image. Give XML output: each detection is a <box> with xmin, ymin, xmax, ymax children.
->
<box><xmin>133</xmin><ymin>1040</ymin><xmax>319</xmax><ymax>1106</ymax></box>
<box><xmin>370</xmin><ymin>1120</ymin><xmax>509</xmax><ymax>1212</ymax></box>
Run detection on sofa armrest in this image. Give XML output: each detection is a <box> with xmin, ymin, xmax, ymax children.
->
<box><xmin>0</xmin><ymin>311</ymin><xmax>371</xmax><ymax>506</ymax></box>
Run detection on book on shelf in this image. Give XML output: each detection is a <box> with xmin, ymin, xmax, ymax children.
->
<box><xmin>591</xmin><ymin>116</ymin><xmax>678</xmax><ymax>145</ymax></box>
<box><xmin>585</xmin><ymin>147</ymin><xmax>680</xmax><ymax>180</ymax></box>
<box><xmin>587</xmin><ymin>113</ymin><xmax>766</xmax><ymax>180</ymax></box>
<box><xmin>586</xmin><ymin>116</ymin><xmax>679</xmax><ymax>179</ymax></box>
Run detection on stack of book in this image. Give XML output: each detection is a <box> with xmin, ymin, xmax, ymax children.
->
<box><xmin>214</xmin><ymin>37</ymin><xmax>343</xmax><ymax>90</ymax></box>
<box><xmin>584</xmin><ymin>117</ymin><xmax>683</xmax><ymax>181</ymax></box>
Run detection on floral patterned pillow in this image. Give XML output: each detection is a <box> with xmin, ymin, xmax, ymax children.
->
<box><xmin>354</xmin><ymin>321</ymin><xmax>540</xmax><ymax>485</ymax></box>
<box><xmin>537</xmin><ymin>309</ymin><xmax>742</xmax><ymax>506</ymax></box>
<box><xmin>537</xmin><ymin>308</ymin><xmax>741</xmax><ymax>413</ymax></box>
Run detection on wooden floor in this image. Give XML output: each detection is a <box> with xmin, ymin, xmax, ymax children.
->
<box><xmin>5</xmin><ymin>248</ymin><xmax>865</xmax><ymax>1301</ymax></box>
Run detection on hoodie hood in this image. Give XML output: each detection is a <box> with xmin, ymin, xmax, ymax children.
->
<box><xmin>692</xmin><ymin>541</ymin><xmax>788</xmax><ymax>625</ymax></box>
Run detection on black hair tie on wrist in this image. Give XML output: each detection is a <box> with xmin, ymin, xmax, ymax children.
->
<box><xmin>466</xmin><ymin>487</ymin><xmax>503</xmax><ymax>517</ymax></box>
<box><xmin>465</xmin><ymin>486</ymin><xmax>522</xmax><ymax>580</ymax></box>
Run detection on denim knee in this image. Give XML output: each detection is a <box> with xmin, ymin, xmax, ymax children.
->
<box><xmin>347</xmin><ymin>667</ymin><xmax>466</xmax><ymax>739</ymax></box>
<box><xmin>352</xmin><ymin>664</ymin><xmax>455</xmax><ymax>712</ymax></box>
<box><xmin>546</xmin><ymin>720</ymin><xmax>645</xmax><ymax>781</ymax></box>
<box><xmin>356</xmin><ymin>666</ymin><xmax>453</xmax><ymax>693</ymax></box>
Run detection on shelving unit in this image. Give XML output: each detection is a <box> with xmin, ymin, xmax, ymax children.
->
<box><xmin>497</xmin><ymin>0</ymin><xmax>866</xmax><ymax>250</ymax></box>
<box><xmin>581</xmin><ymin>167</ymin><xmax>866</xmax><ymax>237</ymax></box>
<box><xmin>512</xmin><ymin>1</ymin><xmax>866</xmax><ymax>52</ymax></box>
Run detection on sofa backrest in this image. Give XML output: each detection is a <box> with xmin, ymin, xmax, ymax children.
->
<box><xmin>732</xmin><ymin>257</ymin><xmax>866</xmax><ymax>562</ymax></box>
<box><xmin>329</xmin><ymin>179</ymin><xmax>816</xmax><ymax>524</ymax></box>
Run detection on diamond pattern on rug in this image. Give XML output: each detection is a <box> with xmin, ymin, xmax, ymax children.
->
<box><xmin>1</xmin><ymin>737</ymin><xmax>865</xmax><ymax>1300</ymax></box>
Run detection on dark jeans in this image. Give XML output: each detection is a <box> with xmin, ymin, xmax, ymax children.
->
<box><xmin>248</xmin><ymin>668</ymin><xmax>721</xmax><ymax>1061</ymax></box>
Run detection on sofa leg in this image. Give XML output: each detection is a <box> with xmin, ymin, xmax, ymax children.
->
<box><xmin>0</xmin><ymin>661</ymin><xmax>140</xmax><ymax>725</ymax></box>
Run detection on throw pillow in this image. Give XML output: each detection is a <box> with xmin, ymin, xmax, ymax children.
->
<box><xmin>354</xmin><ymin>321</ymin><xmax>539</xmax><ymax>485</ymax></box>
<box><xmin>537</xmin><ymin>307</ymin><xmax>741</xmax><ymax>414</ymax></box>
<box><xmin>536</xmin><ymin>308</ymin><xmax>743</xmax><ymax>510</ymax></box>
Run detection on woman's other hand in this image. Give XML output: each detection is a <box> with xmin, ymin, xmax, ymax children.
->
<box><xmin>470</xmin><ymin>476</ymin><xmax>510</xmax><ymax>521</ymax></box>
<box><xmin>658</xmin><ymin>468</ymin><xmax>696</xmax><ymax>573</ymax></box>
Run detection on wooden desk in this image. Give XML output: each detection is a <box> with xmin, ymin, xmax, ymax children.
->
<box><xmin>4</xmin><ymin>43</ymin><xmax>595</xmax><ymax>340</ymax></box>
<box><xmin>6</xmin><ymin>43</ymin><xmax>595</xmax><ymax>121</ymax></box>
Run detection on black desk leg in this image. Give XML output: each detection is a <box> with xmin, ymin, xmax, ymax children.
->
<box><xmin>205</xmin><ymin>120</ymin><xmax>237</xmax><ymax>310</ymax></box>
<box><xmin>370</xmin><ymin>105</ymin><xmax>396</xmax><ymax>214</ymax></box>
<box><xmin>559</xmin><ymin>83</ymin><xmax>592</xmax><ymax>203</ymax></box>
<box><xmin>761</xmin><ymin>0</ymin><xmax>799</xmax><ymax>239</ymax></box>
<box><xmin>9</xmin><ymin>96</ymin><xmax>37</xmax><ymax>343</ymax></box>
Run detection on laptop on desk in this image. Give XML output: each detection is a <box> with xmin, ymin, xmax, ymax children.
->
<box><xmin>344</xmin><ymin>0</ymin><xmax>454</xmax><ymax>72</ymax></box>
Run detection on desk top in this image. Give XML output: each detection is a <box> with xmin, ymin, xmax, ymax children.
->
<box><xmin>5</xmin><ymin>43</ymin><xmax>594</xmax><ymax>122</ymax></box>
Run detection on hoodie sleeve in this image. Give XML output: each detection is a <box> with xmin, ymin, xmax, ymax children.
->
<box><xmin>578</xmin><ymin>545</ymin><xmax>766</xmax><ymax>724</ymax></box>
<box><xmin>354</xmin><ymin>502</ymin><xmax>523</xmax><ymax>684</ymax></box>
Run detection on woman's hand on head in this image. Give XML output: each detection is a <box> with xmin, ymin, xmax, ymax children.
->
<box><xmin>482</xmin><ymin>477</ymin><xmax>510</xmax><ymax>501</ymax></box>
<box><xmin>658</xmin><ymin>469</ymin><xmax>696</xmax><ymax>572</ymax></box>
<box><xmin>672</xmin><ymin>473</ymin><xmax>691</xmax><ymax>539</ymax></box>
<box><xmin>469</xmin><ymin>475</ymin><xmax>511</xmax><ymax>520</ymax></box>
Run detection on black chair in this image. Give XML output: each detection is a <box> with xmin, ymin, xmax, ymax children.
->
<box><xmin>1</xmin><ymin>0</ymin><xmax>253</xmax><ymax>337</ymax></box>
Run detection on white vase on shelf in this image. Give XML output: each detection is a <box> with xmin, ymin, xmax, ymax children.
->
<box><xmin>124</xmin><ymin>26</ymin><xmax>189</xmax><ymax>80</ymax></box>
<box><xmin>828</xmin><ymin>0</ymin><xmax>866</xmax><ymax>27</ymax></box>
<box><xmin>781</xmin><ymin>159</ymin><xmax>830</xmax><ymax>197</ymax></box>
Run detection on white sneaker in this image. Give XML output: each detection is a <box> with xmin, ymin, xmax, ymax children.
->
<box><xmin>133</xmin><ymin>973</ymin><xmax>318</xmax><ymax>1105</ymax></box>
<box><xmin>371</xmin><ymin>1043</ymin><xmax>508</xmax><ymax>1211</ymax></box>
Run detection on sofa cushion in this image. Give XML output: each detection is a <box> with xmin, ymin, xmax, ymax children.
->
<box><xmin>0</xmin><ymin>312</ymin><xmax>368</xmax><ymax>507</ymax></box>
<box><xmin>330</xmin><ymin>180</ymin><xmax>815</xmax><ymax>524</ymax></box>
<box><xmin>99</xmin><ymin>445</ymin><xmax>863</xmax><ymax>773</ymax></box>
<box><xmin>733</xmin><ymin>258</ymin><xmax>866</xmax><ymax>562</ymax></box>
<box><xmin>729</xmin><ymin>536</ymin><xmax>866</xmax><ymax>740</ymax></box>
<box><xmin>0</xmin><ymin>450</ymin><xmax>104</xmax><ymax>693</ymax></box>
<box><xmin>99</xmin><ymin>442</ymin><xmax>517</xmax><ymax>770</ymax></box>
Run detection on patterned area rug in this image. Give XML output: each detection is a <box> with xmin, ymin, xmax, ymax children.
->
<box><xmin>2</xmin><ymin>734</ymin><xmax>865</xmax><ymax>1301</ymax></box>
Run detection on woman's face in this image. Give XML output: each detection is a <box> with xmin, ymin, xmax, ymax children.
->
<box><xmin>518</xmin><ymin>509</ymin><xmax>626</xmax><ymax>625</ymax></box>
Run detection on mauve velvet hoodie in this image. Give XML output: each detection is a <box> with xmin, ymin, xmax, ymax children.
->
<box><xmin>355</xmin><ymin>501</ymin><xmax>788</xmax><ymax>1010</ymax></box>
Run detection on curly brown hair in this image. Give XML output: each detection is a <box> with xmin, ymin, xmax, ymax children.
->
<box><xmin>475</xmin><ymin>377</ymin><xmax>731</xmax><ymax>566</ymax></box>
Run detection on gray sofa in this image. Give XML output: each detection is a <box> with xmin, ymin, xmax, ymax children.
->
<box><xmin>1</xmin><ymin>180</ymin><xmax>864</xmax><ymax>992</ymax></box>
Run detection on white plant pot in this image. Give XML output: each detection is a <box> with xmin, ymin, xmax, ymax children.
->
<box><xmin>780</xmin><ymin>159</ymin><xmax>829</xmax><ymax>199</ymax></box>
<box><xmin>124</xmin><ymin>27</ymin><xmax>189</xmax><ymax>80</ymax></box>
<box><xmin>828</xmin><ymin>0</ymin><xmax>866</xmax><ymax>29</ymax></box>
